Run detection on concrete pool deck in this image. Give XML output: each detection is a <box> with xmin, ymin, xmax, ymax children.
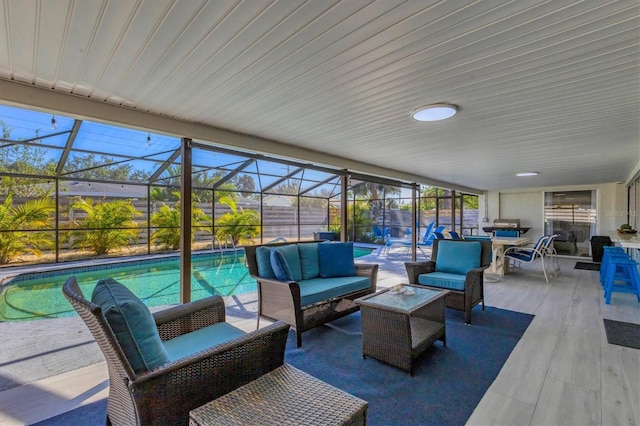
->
<box><xmin>0</xmin><ymin>245</ymin><xmax>418</xmax><ymax>425</ymax></box>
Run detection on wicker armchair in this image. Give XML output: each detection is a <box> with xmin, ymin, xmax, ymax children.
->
<box><xmin>62</xmin><ymin>276</ymin><xmax>290</xmax><ymax>426</ymax></box>
<box><xmin>404</xmin><ymin>238</ymin><xmax>492</xmax><ymax>324</ymax></box>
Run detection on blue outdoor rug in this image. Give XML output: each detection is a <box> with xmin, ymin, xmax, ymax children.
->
<box><xmin>285</xmin><ymin>307</ymin><xmax>533</xmax><ymax>426</ymax></box>
<box><xmin>35</xmin><ymin>306</ymin><xmax>533</xmax><ymax>426</ymax></box>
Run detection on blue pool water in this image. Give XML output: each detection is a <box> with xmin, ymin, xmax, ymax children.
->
<box><xmin>0</xmin><ymin>247</ymin><xmax>374</xmax><ymax>321</ymax></box>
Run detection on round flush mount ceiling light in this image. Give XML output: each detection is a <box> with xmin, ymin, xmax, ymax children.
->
<box><xmin>516</xmin><ymin>172</ymin><xmax>539</xmax><ymax>177</ymax></box>
<box><xmin>411</xmin><ymin>103</ymin><xmax>458</xmax><ymax>121</ymax></box>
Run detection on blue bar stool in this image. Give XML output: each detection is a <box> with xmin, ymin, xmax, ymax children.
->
<box><xmin>602</xmin><ymin>255</ymin><xmax>640</xmax><ymax>304</ymax></box>
<box><xmin>600</xmin><ymin>246</ymin><xmax>628</xmax><ymax>286</ymax></box>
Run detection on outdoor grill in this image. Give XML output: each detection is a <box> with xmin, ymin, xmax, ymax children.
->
<box><xmin>482</xmin><ymin>219</ymin><xmax>531</xmax><ymax>236</ymax></box>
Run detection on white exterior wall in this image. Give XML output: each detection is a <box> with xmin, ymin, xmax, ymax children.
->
<box><xmin>479</xmin><ymin>182</ymin><xmax>628</xmax><ymax>241</ymax></box>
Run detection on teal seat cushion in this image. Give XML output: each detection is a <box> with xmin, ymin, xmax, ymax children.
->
<box><xmin>270</xmin><ymin>244</ymin><xmax>303</xmax><ymax>282</ymax></box>
<box><xmin>298</xmin><ymin>242</ymin><xmax>321</xmax><ymax>280</ymax></box>
<box><xmin>163</xmin><ymin>322</ymin><xmax>246</xmax><ymax>362</ymax></box>
<box><xmin>91</xmin><ymin>278</ymin><xmax>169</xmax><ymax>373</ymax></box>
<box><xmin>418</xmin><ymin>272</ymin><xmax>467</xmax><ymax>291</ymax></box>
<box><xmin>255</xmin><ymin>246</ymin><xmax>276</xmax><ymax>279</ymax></box>
<box><xmin>298</xmin><ymin>276</ymin><xmax>370</xmax><ymax>306</ymax></box>
<box><xmin>435</xmin><ymin>241</ymin><xmax>481</xmax><ymax>275</ymax></box>
<box><xmin>318</xmin><ymin>242</ymin><xmax>356</xmax><ymax>278</ymax></box>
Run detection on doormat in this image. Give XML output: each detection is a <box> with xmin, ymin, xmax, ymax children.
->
<box><xmin>603</xmin><ymin>319</ymin><xmax>640</xmax><ymax>349</ymax></box>
<box><xmin>575</xmin><ymin>262</ymin><xmax>600</xmax><ymax>271</ymax></box>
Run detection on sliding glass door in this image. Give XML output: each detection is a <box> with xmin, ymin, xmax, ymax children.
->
<box><xmin>544</xmin><ymin>190</ymin><xmax>596</xmax><ymax>257</ymax></box>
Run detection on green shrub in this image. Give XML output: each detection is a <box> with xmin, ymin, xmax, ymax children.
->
<box><xmin>0</xmin><ymin>195</ymin><xmax>55</xmax><ymax>264</ymax></box>
<box><xmin>67</xmin><ymin>198</ymin><xmax>142</xmax><ymax>255</ymax></box>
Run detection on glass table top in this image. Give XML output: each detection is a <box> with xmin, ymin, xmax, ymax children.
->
<box><xmin>362</xmin><ymin>286</ymin><xmax>443</xmax><ymax>312</ymax></box>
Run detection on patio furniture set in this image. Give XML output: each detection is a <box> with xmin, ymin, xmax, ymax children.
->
<box><xmin>63</xmin><ymin>238</ymin><xmax>489</xmax><ymax>425</ymax></box>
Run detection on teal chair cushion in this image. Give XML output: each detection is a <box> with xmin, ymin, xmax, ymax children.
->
<box><xmin>298</xmin><ymin>242</ymin><xmax>321</xmax><ymax>280</ymax></box>
<box><xmin>255</xmin><ymin>246</ymin><xmax>276</xmax><ymax>279</ymax></box>
<box><xmin>163</xmin><ymin>322</ymin><xmax>246</xmax><ymax>362</ymax></box>
<box><xmin>418</xmin><ymin>272</ymin><xmax>467</xmax><ymax>291</ymax></box>
<box><xmin>495</xmin><ymin>230</ymin><xmax>518</xmax><ymax>237</ymax></box>
<box><xmin>318</xmin><ymin>242</ymin><xmax>356</xmax><ymax>278</ymax></box>
<box><xmin>91</xmin><ymin>278</ymin><xmax>169</xmax><ymax>373</ymax></box>
<box><xmin>270</xmin><ymin>244</ymin><xmax>303</xmax><ymax>282</ymax></box>
<box><xmin>435</xmin><ymin>241</ymin><xmax>481</xmax><ymax>275</ymax></box>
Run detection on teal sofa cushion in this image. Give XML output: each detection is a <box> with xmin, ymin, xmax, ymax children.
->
<box><xmin>318</xmin><ymin>242</ymin><xmax>356</xmax><ymax>278</ymax></box>
<box><xmin>255</xmin><ymin>246</ymin><xmax>276</xmax><ymax>279</ymax></box>
<box><xmin>163</xmin><ymin>322</ymin><xmax>246</xmax><ymax>362</ymax></box>
<box><xmin>270</xmin><ymin>244</ymin><xmax>303</xmax><ymax>282</ymax></box>
<box><xmin>298</xmin><ymin>242</ymin><xmax>321</xmax><ymax>280</ymax></box>
<box><xmin>435</xmin><ymin>241</ymin><xmax>481</xmax><ymax>275</ymax></box>
<box><xmin>298</xmin><ymin>276</ymin><xmax>371</xmax><ymax>306</ymax></box>
<box><xmin>91</xmin><ymin>278</ymin><xmax>169</xmax><ymax>373</ymax></box>
<box><xmin>418</xmin><ymin>272</ymin><xmax>467</xmax><ymax>291</ymax></box>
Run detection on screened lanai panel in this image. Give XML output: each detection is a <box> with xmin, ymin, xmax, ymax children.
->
<box><xmin>300</xmin><ymin>174</ymin><xmax>341</xmax><ymax>197</ymax></box>
<box><xmin>265</xmin><ymin>178</ymin><xmax>302</xmax><ymax>195</ymax></box>
<box><xmin>193</xmin><ymin>150</ymin><xmax>249</xmax><ymax>169</ymax></box>
<box><xmin>231</xmin><ymin>171</ymin><xmax>259</xmax><ymax>195</ymax></box>
<box><xmin>0</xmin><ymin>131</ymin><xmax>71</xmax><ymax>150</ymax></box>
<box><xmin>191</xmin><ymin>147</ymin><xmax>258</xmax><ymax>189</ymax></box>
<box><xmin>0</xmin><ymin>142</ymin><xmax>63</xmax><ymax>176</ymax></box>
<box><xmin>0</xmin><ymin>105</ymin><xmax>73</xmax><ymax>144</ymax></box>
<box><xmin>0</xmin><ymin>105</ymin><xmax>69</xmax><ymax>176</ymax></box>
<box><xmin>300</xmin><ymin>200</ymin><xmax>330</xmax><ymax>239</ymax></box>
<box><xmin>72</xmin><ymin>122</ymin><xmax>180</xmax><ymax>159</ymax></box>
<box><xmin>191</xmin><ymin>165</ymin><xmax>217</xmax><ymax>188</ymax></box>
<box><xmin>62</xmin><ymin>152</ymin><xmax>158</xmax><ymax>182</ymax></box>
<box><xmin>255</xmin><ymin>160</ymin><xmax>300</xmax><ymax>191</ymax></box>
<box><xmin>154</xmin><ymin>163</ymin><xmax>182</xmax><ymax>186</ymax></box>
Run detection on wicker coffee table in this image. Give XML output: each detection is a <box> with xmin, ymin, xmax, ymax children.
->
<box><xmin>355</xmin><ymin>284</ymin><xmax>448</xmax><ymax>375</ymax></box>
<box><xmin>189</xmin><ymin>364</ymin><xmax>368</xmax><ymax>425</ymax></box>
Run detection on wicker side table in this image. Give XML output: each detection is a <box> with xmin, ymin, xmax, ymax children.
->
<box><xmin>189</xmin><ymin>364</ymin><xmax>368</xmax><ymax>426</ymax></box>
<box><xmin>355</xmin><ymin>284</ymin><xmax>448</xmax><ymax>375</ymax></box>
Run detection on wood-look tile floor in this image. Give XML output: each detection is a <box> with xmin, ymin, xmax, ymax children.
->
<box><xmin>467</xmin><ymin>258</ymin><xmax>640</xmax><ymax>426</ymax></box>
<box><xmin>0</xmin><ymin>252</ymin><xmax>638</xmax><ymax>425</ymax></box>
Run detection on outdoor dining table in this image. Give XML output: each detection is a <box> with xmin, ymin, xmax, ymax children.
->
<box><xmin>488</xmin><ymin>236</ymin><xmax>531</xmax><ymax>276</ymax></box>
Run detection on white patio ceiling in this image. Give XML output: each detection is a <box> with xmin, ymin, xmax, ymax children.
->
<box><xmin>0</xmin><ymin>0</ymin><xmax>638</xmax><ymax>192</ymax></box>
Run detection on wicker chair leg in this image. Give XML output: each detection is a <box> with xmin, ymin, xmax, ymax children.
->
<box><xmin>296</xmin><ymin>329</ymin><xmax>303</xmax><ymax>348</ymax></box>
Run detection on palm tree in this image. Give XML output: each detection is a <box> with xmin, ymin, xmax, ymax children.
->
<box><xmin>67</xmin><ymin>197</ymin><xmax>142</xmax><ymax>255</ymax></box>
<box><xmin>0</xmin><ymin>195</ymin><xmax>55</xmax><ymax>264</ymax></box>
<box><xmin>214</xmin><ymin>196</ymin><xmax>259</xmax><ymax>245</ymax></box>
<box><xmin>150</xmin><ymin>192</ymin><xmax>212</xmax><ymax>250</ymax></box>
<box><xmin>215</xmin><ymin>209</ymin><xmax>260</xmax><ymax>245</ymax></box>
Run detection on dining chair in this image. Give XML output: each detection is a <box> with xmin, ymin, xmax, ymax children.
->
<box><xmin>504</xmin><ymin>236</ymin><xmax>551</xmax><ymax>283</ymax></box>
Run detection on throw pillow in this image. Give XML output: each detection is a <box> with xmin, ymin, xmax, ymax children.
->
<box><xmin>92</xmin><ymin>278</ymin><xmax>169</xmax><ymax>373</ymax></box>
<box><xmin>318</xmin><ymin>242</ymin><xmax>356</xmax><ymax>278</ymax></box>
<box><xmin>255</xmin><ymin>246</ymin><xmax>276</xmax><ymax>279</ymax></box>
<box><xmin>435</xmin><ymin>241</ymin><xmax>481</xmax><ymax>275</ymax></box>
<box><xmin>298</xmin><ymin>242</ymin><xmax>329</xmax><ymax>280</ymax></box>
<box><xmin>271</xmin><ymin>249</ymin><xmax>294</xmax><ymax>281</ymax></box>
<box><xmin>270</xmin><ymin>244</ymin><xmax>303</xmax><ymax>282</ymax></box>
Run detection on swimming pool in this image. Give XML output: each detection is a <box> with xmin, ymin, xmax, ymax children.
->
<box><xmin>0</xmin><ymin>247</ymin><xmax>374</xmax><ymax>321</ymax></box>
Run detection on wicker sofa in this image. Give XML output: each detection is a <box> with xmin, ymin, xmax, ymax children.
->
<box><xmin>404</xmin><ymin>238</ymin><xmax>492</xmax><ymax>324</ymax></box>
<box><xmin>245</xmin><ymin>240</ymin><xmax>379</xmax><ymax>347</ymax></box>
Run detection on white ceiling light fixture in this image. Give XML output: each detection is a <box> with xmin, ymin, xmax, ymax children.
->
<box><xmin>516</xmin><ymin>172</ymin><xmax>539</xmax><ymax>177</ymax></box>
<box><xmin>411</xmin><ymin>103</ymin><xmax>458</xmax><ymax>121</ymax></box>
